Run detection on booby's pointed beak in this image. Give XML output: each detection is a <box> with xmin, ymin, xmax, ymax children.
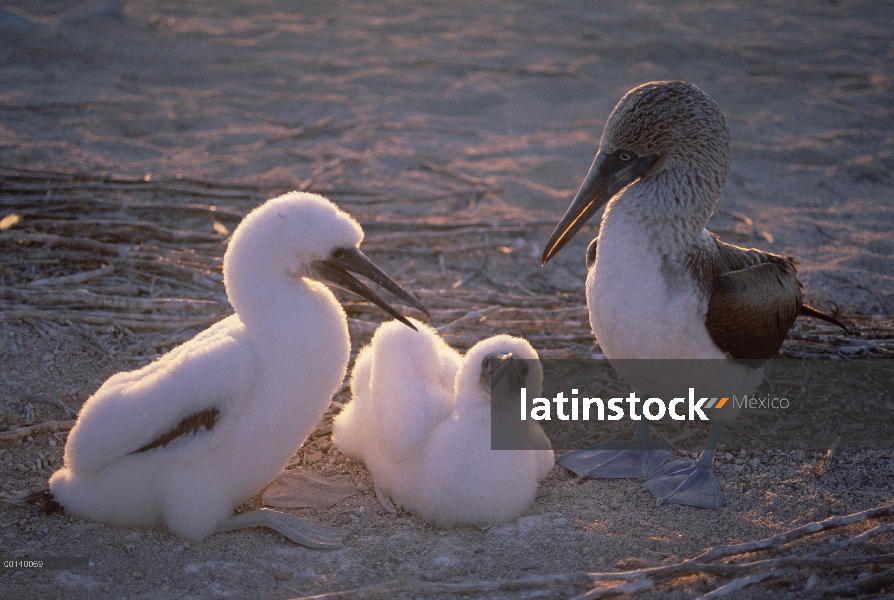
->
<box><xmin>311</xmin><ymin>247</ymin><xmax>429</xmax><ymax>331</ymax></box>
<box><xmin>541</xmin><ymin>149</ymin><xmax>657</xmax><ymax>266</ymax></box>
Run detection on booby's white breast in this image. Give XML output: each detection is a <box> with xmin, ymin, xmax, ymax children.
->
<box><xmin>588</xmin><ymin>201</ymin><xmax>723</xmax><ymax>362</ymax></box>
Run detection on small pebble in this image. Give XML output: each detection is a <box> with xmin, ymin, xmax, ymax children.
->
<box><xmin>132</xmin><ymin>571</ymin><xmax>143</xmax><ymax>580</ymax></box>
<box><xmin>273</xmin><ymin>568</ymin><xmax>291</xmax><ymax>581</ymax></box>
<box><xmin>48</xmin><ymin>439</ymin><xmax>57</xmax><ymax>447</ymax></box>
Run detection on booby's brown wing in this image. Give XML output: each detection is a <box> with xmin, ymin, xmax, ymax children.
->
<box><xmin>704</xmin><ymin>239</ymin><xmax>802</xmax><ymax>361</ymax></box>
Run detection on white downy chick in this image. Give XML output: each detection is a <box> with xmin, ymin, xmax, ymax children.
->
<box><xmin>334</xmin><ymin>324</ymin><xmax>553</xmax><ymax>526</ymax></box>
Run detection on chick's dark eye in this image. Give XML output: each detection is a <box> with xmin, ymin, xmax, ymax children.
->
<box><xmin>331</xmin><ymin>248</ymin><xmax>348</xmax><ymax>260</ymax></box>
<box><xmin>481</xmin><ymin>357</ymin><xmax>491</xmax><ymax>370</ymax></box>
<box><xmin>519</xmin><ymin>363</ymin><xmax>529</xmax><ymax>377</ymax></box>
<box><xmin>618</xmin><ymin>151</ymin><xmax>633</xmax><ymax>161</ymax></box>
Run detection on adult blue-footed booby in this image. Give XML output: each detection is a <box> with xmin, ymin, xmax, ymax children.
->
<box><xmin>541</xmin><ymin>81</ymin><xmax>846</xmax><ymax>509</ymax></box>
<box><xmin>48</xmin><ymin>192</ymin><xmax>428</xmax><ymax>546</ymax></box>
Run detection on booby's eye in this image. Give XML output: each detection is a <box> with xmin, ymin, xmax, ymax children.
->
<box><xmin>330</xmin><ymin>247</ymin><xmax>348</xmax><ymax>260</ymax></box>
<box><xmin>518</xmin><ymin>363</ymin><xmax>529</xmax><ymax>377</ymax></box>
<box><xmin>481</xmin><ymin>357</ymin><xmax>491</xmax><ymax>371</ymax></box>
<box><xmin>618</xmin><ymin>151</ymin><xmax>633</xmax><ymax>161</ymax></box>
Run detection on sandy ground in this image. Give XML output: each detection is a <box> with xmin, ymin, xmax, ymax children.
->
<box><xmin>1</xmin><ymin>1</ymin><xmax>893</xmax><ymax>598</ymax></box>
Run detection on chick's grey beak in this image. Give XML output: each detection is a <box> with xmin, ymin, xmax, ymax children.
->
<box><xmin>541</xmin><ymin>149</ymin><xmax>657</xmax><ymax>266</ymax></box>
<box><xmin>311</xmin><ymin>247</ymin><xmax>429</xmax><ymax>330</ymax></box>
<box><xmin>480</xmin><ymin>352</ymin><xmax>530</xmax><ymax>394</ymax></box>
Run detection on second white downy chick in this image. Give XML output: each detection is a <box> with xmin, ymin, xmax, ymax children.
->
<box><xmin>334</xmin><ymin>320</ymin><xmax>553</xmax><ymax>527</ymax></box>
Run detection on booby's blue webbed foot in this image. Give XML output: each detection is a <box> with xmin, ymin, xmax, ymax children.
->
<box><xmin>215</xmin><ymin>508</ymin><xmax>347</xmax><ymax>549</ymax></box>
<box><xmin>556</xmin><ymin>421</ymin><xmax>673</xmax><ymax>479</ymax></box>
<box><xmin>644</xmin><ymin>420</ymin><xmax>727</xmax><ymax>509</ymax></box>
<box><xmin>643</xmin><ymin>458</ymin><xmax>724</xmax><ymax>509</ymax></box>
<box><xmin>557</xmin><ymin>440</ymin><xmax>673</xmax><ymax>479</ymax></box>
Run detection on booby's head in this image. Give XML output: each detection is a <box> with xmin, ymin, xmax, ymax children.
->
<box><xmin>224</xmin><ymin>192</ymin><xmax>428</xmax><ymax>329</ymax></box>
<box><xmin>455</xmin><ymin>335</ymin><xmax>542</xmax><ymax>407</ymax></box>
<box><xmin>542</xmin><ymin>81</ymin><xmax>731</xmax><ymax>265</ymax></box>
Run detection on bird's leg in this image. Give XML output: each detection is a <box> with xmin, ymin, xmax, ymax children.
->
<box><xmin>696</xmin><ymin>419</ymin><xmax>724</xmax><ymax>467</ymax></box>
<box><xmin>631</xmin><ymin>419</ymin><xmax>655</xmax><ymax>444</ymax></box>
<box><xmin>214</xmin><ymin>508</ymin><xmax>346</xmax><ymax>549</ymax></box>
<box><xmin>556</xmin><ymin>419</ymin><xmax>673</xmax><ymax>480</ymax></box>
<box><xmin>643</xmin><ymin>420</ymin><xmax>726</xmax><ymax>509</ymax></box>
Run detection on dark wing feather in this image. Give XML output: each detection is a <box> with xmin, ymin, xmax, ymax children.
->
<box><xmin>692</xmin><ymin>234</ymin><xmax>846</xmax><ymax>361</ymax></box>
<box><xmin>586</xmin><ymin>237</ymin><xmax>598</xmax><ymax>270</ymax></box>
<box><xmin>706</xmin><ymin>261</ymin><xmax>802</xmax><ymax>360</ymax></box>
<box><xmin>131</xmin><ymin>407</ymin><xmax>220</xmax><ymax>454</ymax></box>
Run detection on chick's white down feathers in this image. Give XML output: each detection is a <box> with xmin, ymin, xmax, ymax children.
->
<box><xmin>50</xmin><ymin>193</ymin><xmax>361</xmax><ymax>540</ymax></box>
<box><xmin>333</xmin><ymin>320</ymin><xmax>553</xmax><ymax>527</ymax></box>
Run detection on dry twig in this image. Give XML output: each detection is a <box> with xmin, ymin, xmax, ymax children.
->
<box><xmin>696</xmin><ymin>568</ymin><xmax>793</xmax><ymax>599</ymax></box>
<box><xmin>816</xmin><ymin>567</ymin><xmax>894</xmax><ymax>597</ymax></box>
<box><xmin>0</xmin><ymin>420</ymin><xmax>76</xmax><ymax>441</ymax></box>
